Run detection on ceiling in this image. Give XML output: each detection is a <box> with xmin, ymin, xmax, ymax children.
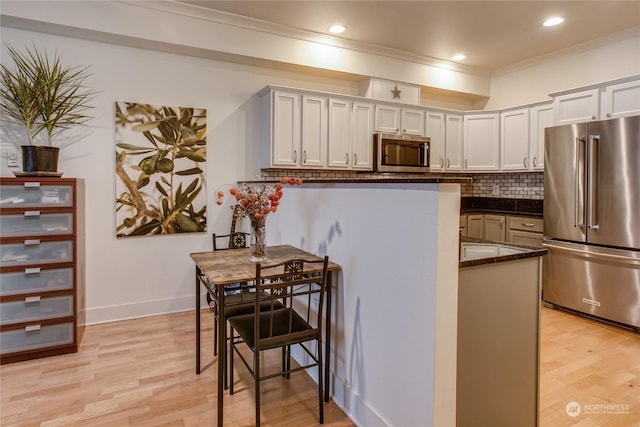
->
<box><xmin>179</xmin><ymin>1</ymin><xmax>640</xmax><ymax>72</ymax></box>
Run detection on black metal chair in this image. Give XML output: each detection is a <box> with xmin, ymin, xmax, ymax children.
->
<box><xmin>228</xmin><ymin>256</ymin><xmax>329</xmax><ymax>425</ymax></box>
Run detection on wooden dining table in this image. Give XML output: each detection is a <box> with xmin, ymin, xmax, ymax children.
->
<box><xmin>190</xmin><ymin>244</ymin><xmax>340</xmax><ymax>427</ymax></box>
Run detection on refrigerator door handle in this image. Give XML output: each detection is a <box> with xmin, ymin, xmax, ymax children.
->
<box><xmin>588</xmin><ymin>135</ymin><xmax>600</xmax><ymax>230</ymax></box>
<box><xmin>575</xmin><ymin>137</ymin><xmax>586</xmax><ymax>229</ymax></box>
<box><xmin>543</xmin><ymin>242</ymin><xmax>640</xmax><ymax>266</ymax></box>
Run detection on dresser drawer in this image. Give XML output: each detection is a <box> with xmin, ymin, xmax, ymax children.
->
<box><xmin>0</xmin><ymin>240</ymin><xmax>73</xmax><ymax>266</ymax></box>
<box><xmin>0</xmin><ymin>212</ymin><xmax>73</xmax><ymax>237</ymax></box>
<box><xmin>1</xmin><ymin>295</ymin><xmax>73</xmax><ymax>326</ymax></box>
<box><xmin>0</xmin><ymin>267</ymin><xmax>74</xmax><ymax>296</ymax></box>
<box><xmin>0</xmin><ymin>182</ymin><xmax>74</xmax><ymax>208</ymax></box>
<box><xmin>0</xmin><ymin>322</ymin><xmax>74</xmax><ymax>354</ymax></box>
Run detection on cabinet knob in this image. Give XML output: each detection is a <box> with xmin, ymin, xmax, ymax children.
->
<box><xmin>606</xmin><ymin>113</ymin><xmax>611</xmax><ymax>118</ymax></box>
<box><xmin>592</xmin><ymin>115</ymin><xmax>596</xmax><ymax>120</ymax></box>
<box><xmin>345</xmin><ymin>153</ymin><xmax>349</xmax><ymax>165</ymax></box>
<box><xmin>533</xmin><ymin>157</ymin><xmax>537</xmax><ymax>168</ymax></box>
<box><xmin>523</xmin><ymin>157</ymin><xmax>528</xmax><ymax>168</ymax></box>
<box><xmin>440</xmin><ymin>158</ymin><xmax>444</xmax><ymax>169</ymax></box>
<box><xmin>353</xmin><ymin>153</ymin><xmax>357</xmax><ymax>165</ymax></box>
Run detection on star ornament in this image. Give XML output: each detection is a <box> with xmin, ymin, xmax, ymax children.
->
<box><xmin>391</xmin><ymin>85</ymin><xmax>402</xmax><ymax>99</ymax></box>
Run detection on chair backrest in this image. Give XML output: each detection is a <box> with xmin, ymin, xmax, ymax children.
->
<box><xmin>212</xmin><ymin>231</ymin><xmax>249</xmax><ymax>251</ymax></box>
<box><xmin>254</xmin><ymin>256</ymin><xmax>329</xmax><ymax>351</ymax></box>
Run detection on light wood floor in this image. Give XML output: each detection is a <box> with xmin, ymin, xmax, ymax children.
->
<box><xmin>1</xmin><ymin>307</ymin><xmax>638</xmax><ymax>426</ymax></box>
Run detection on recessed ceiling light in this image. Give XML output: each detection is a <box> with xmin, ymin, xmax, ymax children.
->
<box><xmin>328</xmin><ymin>25</ymin><xmax>346</xmax><ymax>34</ymax></box>
<box><xmin>451</xmin><ymin>54</ymin><xmax>466</xmax><ymax>61</ymax></box>
<box><xmin>543</xmin><ymin>17</ymin><xmax>564</xmax><ymax>27</ymax></box>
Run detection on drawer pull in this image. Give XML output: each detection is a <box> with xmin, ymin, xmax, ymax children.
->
<box><xmin>25</xmin><ymin>267</ymin><xmax>41</xmax><ymax>275</ymax></box>
<box><xmin>24</xmin><ymin>182</ymin><xmax>41</xmax><ymax>188</ymax></box>
<box><xmin>24</xmin><ymin>211</ymin><xmax>41</xmax><ymax>217</ymax></box>
<box><xmin>25</xmin><ymin>296</ymin><xmax>41</xmax><ymax>303</ymax></box>
<box><xmin>522</xmin><ymin>223</ymin><xmax>536</xmax><ymax>227</ymax></box>
<box><xmin>24</xmin><ymin>239</ymin><xmax>41</xmax><ymax>246</ymax></box>
<box><xmin>25</xmin><ymin>324</ymin><xmax>41</xmax><ymax>332</ymax></box>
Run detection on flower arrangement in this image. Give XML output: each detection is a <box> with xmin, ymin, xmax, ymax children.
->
<box><xmin>216</xmin><ymin>177</ymin><xmax>302</xmax><ymax>261</ymax></box>
<box><xmin>216</xmin><ymin>176</ymin><xmax>303</xmax><ymax>221</ymax></box>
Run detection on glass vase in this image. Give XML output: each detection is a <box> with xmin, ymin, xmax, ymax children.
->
<box><xmin>249</xmin><ymin>217</ymin><xmax>268</xmax><ymax>262</ymax></box>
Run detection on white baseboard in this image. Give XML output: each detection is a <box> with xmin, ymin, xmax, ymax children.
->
<box><xmin>83</xmin><ymin>292</ymin><xmax>209</xmax><ymax>325</ymax></box>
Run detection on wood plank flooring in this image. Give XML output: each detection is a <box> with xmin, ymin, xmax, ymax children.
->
<box><xmin>1</xmin><ymin>307</ymin><xmax>638</xmax><ymax>426</ymax></box>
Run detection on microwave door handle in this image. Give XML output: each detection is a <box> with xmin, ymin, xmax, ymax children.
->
<box><xmin>423</xmin><ymin>144</ymin><xmax>429</xmax><ymax>167</ymax></box>
<box><xmin>588</xmin><ymin>135</ymin><xmax>599</xmax><ymax>230</ymax></box>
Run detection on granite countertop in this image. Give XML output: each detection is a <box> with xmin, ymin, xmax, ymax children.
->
<box><xmin>459</xmin><ymin>236</ymin><xmax>547</xmax><ymax>268</ymax></box>
<box><xmin>460</xmin><ymin>197</ymin><xmax>543</xmax><ymax>217</ymax></box>
<box><xmin>241</xmin><ymin>176</ymin><xmax>473</xmax><ymax>185</ymax></box>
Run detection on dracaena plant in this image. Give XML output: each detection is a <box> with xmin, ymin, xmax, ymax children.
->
<box><xmin>0</xmin><ymin>43</ymin><xmax>97</xmax><ymax>146</ymax></box>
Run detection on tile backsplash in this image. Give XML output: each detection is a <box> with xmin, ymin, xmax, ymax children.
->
<box><xmin>262</xmin><ymin>169</ymin><xmax>544</xmax><ymax>200</ymax></box>
<box><xmin>460</xmin><ymin>172</ymin><xmax>544</xmax><ymax>200</ymax></box>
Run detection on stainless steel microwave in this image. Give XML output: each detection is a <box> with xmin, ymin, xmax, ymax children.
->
<box><xmin>374</xmin><ymin>132</ymin><xmax>430</xmax><ymax>173</ymax></box>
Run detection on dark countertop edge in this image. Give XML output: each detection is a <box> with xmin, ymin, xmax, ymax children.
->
<box><xmin>460</xmin><ymin>208</ymin><xmax>543</xmax><ymax>218</ymax></box>
<box><xmin>458</xmin><ymin>236</ymin><xmax>548</xmax><ymax>268</ymax></box>
<box><xmin>239</xmin><ymin>177</ymin><xmax>472</xmax><ymax>184</ymax></box>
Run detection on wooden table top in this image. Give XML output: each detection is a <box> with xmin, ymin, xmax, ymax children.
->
<box><xmin>190</xmin><ymin>244</ymin><xmax>340</xmax><ymax>285</ymax></box>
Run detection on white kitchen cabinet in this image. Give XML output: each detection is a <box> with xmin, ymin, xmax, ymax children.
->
<box><xmin>602</xmin><ymin>80</ymin><xmax>640</xmax><ymax>119</ymax></box>
<box><xmin>500</xmin><ymin>108</ymin><xmax>530</xmax><ymax>171</ymax></box>
<box><xmin>529</xmin><ymin>103</ymin><xmax>553</xmax><ymax>171</ymax></box>
<box><xmin>327</xmin><ymin>98</ymin><xmax>352</xmax><ymax>168</ymax></box>
<box><xmin>507</xmin><ymin>215</ymin><xmax>543</xmax><ymax>248</ymax></box>
<box><xmin>467</xmin><ymin>214</ymin><xmax>484</xmax><ymax>238</ymax></box>
<box><xmin>351</xmin><ymin>102</ymin><xmax>375</xmax><ymax>170</ymax></box>
<box><xmin>484</xmin><ymin>214</ymin><xmax>506</xmax><ymax>242</ymax></box>
<box><xmin>375</xmin><ymin>105</ymin><xmax>425</xmax><ymax>135</ymax></box>
<box><xmin>426</xmin><ymin>111</ymin><xmax>446</xmax><ymax>171</ymax></box>
<box><xmin>459</xmin><ymin>214</ymin><xmax>468</xmax><ymax>237</ymax></box>
<box><xmin>552</xmin><ymin>88</ymin><xmax>599</xmax><ymax>124</ymax></box>
<box><xmin>300</xmin><ymin>94</ymin><xmax>327</xmax><ymax>168</ymax></box>
<box><xmin>464</xmin><ymin>113</ymin><xmax>500</xmax><ymax>171</ymax></box>
<box><xmin>445</xmin><ymin>114</ymin><xmax>464</xmax><ymax>171</ymax></box>
<box><xmin>263</xmin><ymin>90</ymin><xmax>300</xmax><ymax>167</ymax></box>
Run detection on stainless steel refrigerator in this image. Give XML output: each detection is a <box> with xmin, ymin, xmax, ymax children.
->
<box><xmin>543</xmin><ymin>115</ymin><xmax>640</xmax><ymax>330</ymax></box>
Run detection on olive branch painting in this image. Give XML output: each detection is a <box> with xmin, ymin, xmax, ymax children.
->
<box><xmin>115</xmin><ymin>102</ymin><xmax>207</xmax><ymax>237</ymax></box>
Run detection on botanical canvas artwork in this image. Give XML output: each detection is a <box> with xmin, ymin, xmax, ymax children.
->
<box><xmin>115</xmin><ymin>102</ymin><xmax>207</xmax><ymax>237</ymax></box>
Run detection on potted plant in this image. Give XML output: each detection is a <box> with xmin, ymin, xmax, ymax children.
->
<box><xmin>0</xmin><ymin>43</ymin><xmax>96</xmax><ymax>175</ymax></box>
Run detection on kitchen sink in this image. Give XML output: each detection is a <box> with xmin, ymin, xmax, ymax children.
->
<box><xmin>460</xmin><ymin>242</ymin><xmax>529</xmax><ymax>262</ymax></box>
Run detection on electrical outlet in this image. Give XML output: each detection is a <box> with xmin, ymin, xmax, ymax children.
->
<box><xmin>492</xmin><ymin>184</ymin><xmax>500</xmax><ymax>195</ymax></box>
<box><xmin>7</xmin><ymin>149</ymin><xmax>19</xmax><ymax>168</ymax></box>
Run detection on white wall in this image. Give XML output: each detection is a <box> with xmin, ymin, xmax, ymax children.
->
<box><xmin>267</xmin><ymin>182</ymin><xmax>460</xmax><ymax>427</ymax></box>
<box><xmin>0</xmin><ymin>26</ymin><xmax>362</xmax><ymax>324</ymax></box>
<box><xmin>486</xmin><ymin>29</ymin><xmax>640</xmax><ymax>109</ymax></box>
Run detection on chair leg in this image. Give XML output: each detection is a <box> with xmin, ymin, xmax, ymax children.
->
<box><xmin>213</xmin><ymin>315</ymin><xmax>218</xmax><ymax>356</ymax></box>
<box><xmin>229</xmin><ymin>328</ymin><xmax>235</xmax><ymax>395</ymax></box>
<box><xmin>318</xmin><ymin>341</ymin><xmax>324</xmax><ymax>424</ymax></box>
<box><xmin>255</xmin><ymin>359</ymin><xmax>261</xmax><ymax>425</ymax></box>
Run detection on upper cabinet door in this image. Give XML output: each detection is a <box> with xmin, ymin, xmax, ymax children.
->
<box><xmin>552</xmin><ymin>89</ymin><xmax>599</xmax><ymax>124</ymax></box>
<box><xmin>271</xmin><ymin>91</ymin><xmax>300</xmax><ymax>166</ymax></box>
<box><xmin>426</xmin><ymin>111</ymin><xmax>446</xmax><ymax>171</ymax></box>
<box><xmin>352</xmin><ymin>102</ymin><xmax>375</xmax><ymax>170</ymax></box>
<box><xmin>374</xmin><ymin>105</ymin><xmax>401</xmax><ymax>133</ymax></box>
<box><xmin>500</xmin><ymin>108</ymin><xmax>530</xmax><ymax>171</ymax></box>
<box><xmin>603</xmin><ymin>80</ymin><xmax>640</xmax><ymax>119</ymax></box>
<box><xmin>529</xmin><ymin>103</ymin><xmax>553</xmax><ymax>170</ymax></box>
<box><xmin>300</xmin><ymin>94</ymin><xmax>327</xmax><ymax>168</ymax></box>
<box><xmin>401</xmin><ymin>108</ymin><xmax>425</xmax><ymax>135</ymax></box>
<box><xmin>327</xmin><ymin>98</ymin><xmax>352</xmax><ymax>168</ymax></box>
<box><xmin>445</xmin><ymin>114</ymin><xmax>463</xmax><ymax>171</ymax></box>
<box><xmin>464</xmin><ymin>113</ymin><xmax>500</xmax><ymax>171</ymax></box>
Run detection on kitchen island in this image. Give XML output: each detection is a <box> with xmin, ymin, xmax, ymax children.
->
<box><xmin>457</xmin><ymin>238</ymin><xmax>547</xmax><ymax>427</ymax></box>
<box><xmin>265</xmin><ymin>180</ymin><xmax>461</xmax><ymax>427</ymax></box>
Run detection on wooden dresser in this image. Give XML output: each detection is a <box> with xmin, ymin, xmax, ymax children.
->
<box><xmin>0</xmin><ymin>178</ymin><xmax>85</xmax><ymax>364</ymax></box>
